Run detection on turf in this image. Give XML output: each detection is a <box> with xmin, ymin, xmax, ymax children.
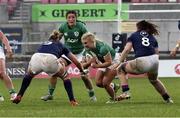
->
<box><xmin>0</xmin><ymin>77</ymin><xmax>180</xmax><ymax>117</ymax></box>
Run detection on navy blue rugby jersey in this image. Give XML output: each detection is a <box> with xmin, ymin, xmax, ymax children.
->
<box><xmin>127</xmin><ymin>30</ymin><xmax>158</xmax><ymax>58</ymax></box>
<box><xmin>37</xmin><ymin>40</ymin><xmax>70</xmax><ymax>58</ymax></box>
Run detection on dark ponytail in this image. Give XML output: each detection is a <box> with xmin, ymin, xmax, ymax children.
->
<box><xmin>136</xmin><ymin>20</ymin><xmax>159</xmax><ymax>36</ymax></box>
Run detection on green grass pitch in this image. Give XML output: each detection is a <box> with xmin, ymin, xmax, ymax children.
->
<box><xmin>0</xmin><ymin>77</ymin><xmax>180</xmax><ymax>117</ymax></box>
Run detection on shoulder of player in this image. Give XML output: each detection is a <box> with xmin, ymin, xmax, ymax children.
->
<box><xmin>59</xmin><ymin>22</ymin><xmax>68</xmax><ymax>28</ymax></box>
<box><xmin>76</xmin><ymin>21</ymin><xmax>86</xmax><ymax>27</ymax></box>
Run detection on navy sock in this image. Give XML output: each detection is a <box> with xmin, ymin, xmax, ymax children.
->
<box><xmin>162</xmin><ymin>93</ymin><xmax>170</xmax><ymax>101</ymax></box>
<box><xmin>63</xmin><ymin>79</ymin><xmax>75</xmax><ymax>101</ymax></box>
<box><xmin>122</xmin><ymin>84</ymin><xmax>130</xmax><ymax>92</ymax></box>
<box><xmin>18</xmin><ymin>73</ymin><xmax>33</xmax><ymax>96</ymax></box>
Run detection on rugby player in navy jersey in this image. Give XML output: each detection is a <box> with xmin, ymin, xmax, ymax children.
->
<box><xmin>12</xmin><ymin>30</ymin><xmax>85</xmax><ymax>106</ymax></box>
<box><xmin>115</xmin><ymin>20</ymin><xmax>173</xmax><ymax>103</ymax></box>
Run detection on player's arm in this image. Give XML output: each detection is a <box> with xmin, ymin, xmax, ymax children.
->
<box><xmin>91</xmin><ymin>52</ymin><xmax>112</xmax><ymax>68</ymax></box>
<box><xmin>0</xmin><ymin>31</ymin><xmax>13</xmax><ymax>58</ymax></box>
<box><xmin>170</xmin><ymin>40</ymin><xmax>180</xmax><ymax>57</ymax></box>
<box><xmin>114</xmin><ymin>42</ymin><xmax>132</xmax><ymax>69</ymax></box>
<box><xmin>67</xmin><ymin>52</ymin><xmax>84</xmax><ymax>73</ymax></box>
<box><xmin>81</xmin><ymin>56</ymin><xmax>91</xmax><ymax>69</ymax></box>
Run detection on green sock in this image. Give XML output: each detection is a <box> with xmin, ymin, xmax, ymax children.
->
<box><xmin>9</xmin><ymin>89</ymin><xmax>16</xmax><ymax>94</ymax></box>
<box><xmin>88</xmin><ymin>89</ymin><xmax>95</xmax><ymax>97</ymax></box>
<box><xmin>48</xmin><ymin>85</ymin><xmax>55</xmax><ymax>95</ymax></box>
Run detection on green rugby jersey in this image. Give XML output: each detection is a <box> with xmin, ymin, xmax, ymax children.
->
<box><xmin>59</xmin><ymin>21</ymin><xmax>87</xmax><ymax>54</ymax></box>
<box><xmin>82</xmin><ymin>40</ymin><xmax>115</xmax><ymax>63</ymax></box>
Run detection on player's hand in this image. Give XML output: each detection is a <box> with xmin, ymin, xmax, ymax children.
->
<box><xmin>170</xmin><ymin>48</ymin><xmax>177</xmax><ymax>57</ymax></box>
<box><xmin>6</xmin><ymin>49</ymin><xmax>13</xmax><ymax>59</ymax></box>
<box><xmin>91</xmin><ymin>63</ymin><xmax>98</xmax><ymax>68</ymax></box>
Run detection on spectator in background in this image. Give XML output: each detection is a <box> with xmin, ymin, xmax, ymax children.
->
<box><xmin>170</xmin><ymin>20</ymin><xmax>180</xmax><ymax>57</ymax></box>
<box><xmin>41</xmin><ymin>10</ymin><xmax>97</xmax><ymax>102</ymax></box>
<box><xmin>0</xmin><ymin>30</ymin><xmax>17</xmax><ymax>102</ymax></box>
<box><xmin>12</xmin><ymin>30</ymin><xmax>85</xmax><ymax>106</ymax></box>
<box><xmin>81</xmin><ymin>32</ymin><xmax>120</xmax><ymax>103</ymax></box>
<box><xmin>170</xmin><ymin>40</ymin><xmax>180</xmax><ymax>57</ymax></box>
<box><xmin>115</xmin><ymin>20</ymin><xmax>173</xmax><ymax>103</ymax></box>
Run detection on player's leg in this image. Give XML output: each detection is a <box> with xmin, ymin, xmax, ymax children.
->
<box><xmin>41</xmin><ymin>57</ymin><xmax>69</xmax><ymax>101</ymax></box>
<box><xmin>103</xmin><ymin>68</ymin><xmax>117</xmax><ymax>103</ymax></box>
<box><xmin>0</xmin><ymin>58</ymin><xmax>16</xmax><ymax>101</ymax></box>
<box><xmin>77</xmin><ymin>53</ymin><xmax>96</xmax><ymax>101</ymax></box>
<box><xmin>147</xmin><ymin>72</ymin><xmax>173</xmax><ymax>103</ymax></box>
<box><xmin>12</xmin><ymin>69</ymin><xmax>36</xmax><ymax>104</ymax></box>
<box><xmin>41</xmin><ymin>77</ymin><xmax>57</xmax><ymax>101</ymax></box>
<box><xmin>13</xmin><ymin>53</ymin><xmax>42</xmax><ymax>104</ymax></box>
<box><xmin>55</xmin><ymin>63</ymin><xmax>78</xmax><ymax>106</ymax></box>
<box><xmin>116</xmin><ymin>62</ymin><xmax>131</xmax><ymax>101</ymax></box>
<box><xmin>81</xmin><ymin>74</ymin><xmax>96</xmax><ymax>101</ymax></box>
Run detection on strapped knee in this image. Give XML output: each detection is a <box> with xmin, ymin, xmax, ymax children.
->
<box><xmin>60</xmin><ymin>71</ymin><xmax>68</xmax><ymax>80</ymax></box>
<box><xmin>118</xmin><ymin>63</ymin><xmax>127</xmax><ymax>74</ymax></box>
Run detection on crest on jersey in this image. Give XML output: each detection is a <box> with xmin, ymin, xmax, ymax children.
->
<box><xmin>140</xmin><ymin>31</ymin><xmax>149</xmax><ymax>37</ymax></box>
<box><xmin>64</xmin><ymin>32</ymin><xmax>67</xmax><ymax>36</ymax></box>
<box><xmin>74</xmin><ymin>32</ymin><xmax>79</xmax><ymax>37</ymax></box>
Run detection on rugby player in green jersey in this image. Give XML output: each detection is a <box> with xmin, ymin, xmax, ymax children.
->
<box><xmin>41</xmin><ymin>10</ymin><xmax>97</xmax><ymax>102</ymax></box>
<box><xmin>81</xmin><ymin>32</ymin><xmax>120</xmax><ymax>103</ymax></box>
<box><xmin>0</xmin><ymin>30</ymin><xmax>17</xmax><ymax>102</ymax></box>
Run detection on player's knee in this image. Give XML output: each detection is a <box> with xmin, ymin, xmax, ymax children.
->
<box><xmin>0</xmin><ymin>71</ymin><xmax>7</xmax><ymax>79</ymax></box>
<box><xmin>118</xmin><ymin>63</ymin><xmax>127</xmax><ymax>74</ymax></box>
<box><xmin>96</xmin><ymin>82</ymin><xmax>103</xmax><ymax>88</ymax></box>
<box><xmin>102</xmin><ymin>82</ymin><xmax>109</xmax><ymax>88</ymax></box>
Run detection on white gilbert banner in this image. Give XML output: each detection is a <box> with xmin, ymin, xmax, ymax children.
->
<box><xmin>159</xmin><ymin>60</ymin><xmax>180</xmax><ymax>77</ymax></box>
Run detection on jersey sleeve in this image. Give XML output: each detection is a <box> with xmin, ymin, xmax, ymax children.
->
<box><xmin>154</xmin><ymin>39</ymin><xmax>158</xmax><ymax>48</ymax></box>
<box><xmin>58</xmin><ymin>23</ymin><xmax>65</xmax><ymax>33</ymax></box>
<box><xmin>100</xmin><ymin>46</ymin><xmax>109</xmax><ymax>57</ymax></box>
<box><xmin>82</xmin><ymin>49</ymin><xmax>86</xmax><ymax>57</ymax></box>
<box><xmin>127</xmin><ymin>34</ymin><xmax>134</xmax><ymax>43</ymax></box>
<box><xmin>80</xmin><ymin>23</ymin><xmax>88</xmax><ymax>34</ymax></box>
<box><xmin>60</xmin><ymin>43</ymin><xmax>71</xmax><ymax>56</ymax></box>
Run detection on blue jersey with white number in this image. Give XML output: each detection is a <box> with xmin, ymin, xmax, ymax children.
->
<box><xmin>127</xmin><ymin>31</ymin><xmax>158</xmax><ymax>58</ymax></box>
<box><xmin>37</xmin><ymin>40</ymin><xmax>70</xmax><ymax>58</ymax></box>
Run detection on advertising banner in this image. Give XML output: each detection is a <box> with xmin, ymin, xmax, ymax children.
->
<box><xmin>0</xmin><ymin>28</ymin><xmax>23</xmax><ymax>53</ymax></box>
<box><xmin>112</xmin><ymin>33</ymin><xmax>127</xmax><ymax>53</ymax></box>
<box><xmin>6</xmin><ymin>62</ymin><xmax>28</xmax><ymax>78</ymax></box>
<box><xmin>159</xmin><ymin>60</ymin><xmax>180</xmax><ymax>77</ymax></box>
<box><xmin>8</xmin><ymin>60</ymin><xmax>180</xmax><ymax>79</ymax></box>
<box><xmin>32</xmin><ymin>3</ymin><xmax>129</xmax><ymax>22</ymax></box>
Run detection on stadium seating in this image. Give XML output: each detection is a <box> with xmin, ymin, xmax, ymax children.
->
<box><xmin>0</xmin><ymin>0</ymin><xmax>8</xmax><ymax>3</ymax></box>
<box><xmin>86</xmin><ymin>0</ymin><xmax>94</xmax><ymax>3</ymax></box>
<box><xmin>59</xmin><ymin>0</ymin><xmax>67</xmax><ymax>3</ymax></box>
<box><xmin>0</xmin><ymin>0</ymin><xmax>17</xmax><ymax>16</ymax></box>
<box><xmin>94</xmin><ymin>0</ymin><xmax>103</xmax><ymax>3</ymax></box>
<box><xmin>131</xmin><ymin>0</ymin><xmax>140</xmax><ymax>2</ymax></box>
<box><xmin>8</xmin><ymin>0</ymin><xmax>17</xmax><ymax>6</ymax></box>
<box><xmin>159</xmin><ymin>0</ymin><xmax>167</xmax><ymax>2</ymax></box>
<box><xmin>50</xmin><ymin>0</ymin><xmax>58</xmax><ymax>4</ymax></box>
<box><xmin>141</xmin><ymin>0</ymin><xmax>149</xmax><ymax>2</ymax></box>
<box><xmin>41</xmin><ymin>0</ymin><xmax>49</xmax><ymax>4</ymax></box>
<box><xmin>68</xmin><ymin>0</ymin><xmax>76</xmax><ymax>3</ymax></box>
<box><xmin>104</xmin><ymin>0</ymin><xmax>113</xmax><ymax>3</ymax></box>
